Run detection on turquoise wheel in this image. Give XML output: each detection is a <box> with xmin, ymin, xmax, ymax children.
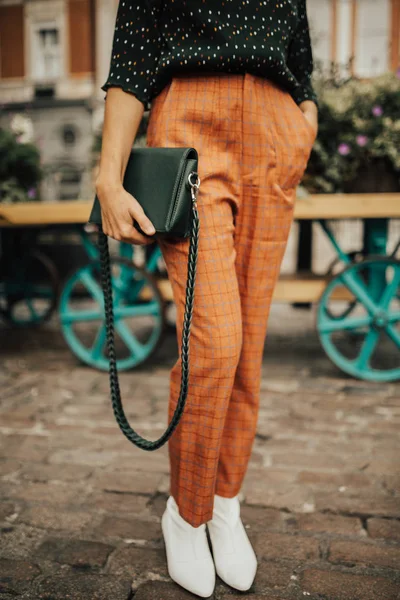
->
<box><xmin>0</xmin><ymin>250</ymin><xmax>59</xmax><ymax>326</ymax></box>
<box><xmin>324</xmin><ymin>251</ymin><xmax>365</xmax><ymax>320</ymax></box>
<box><xmin>317</xmin><ymin>257</ymin><xmax>400</xmax><ymax>382</ymax></box>
<box><xmin>59</xmin><ymin>257</ymin><xmax>166</xmax><ymax>371</ymax></box>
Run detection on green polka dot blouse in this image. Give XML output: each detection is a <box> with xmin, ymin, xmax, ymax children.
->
<box><xmin>102</xmin><ymin>0</ymin><xmax>318</xmax><ymax>111</ymax></box>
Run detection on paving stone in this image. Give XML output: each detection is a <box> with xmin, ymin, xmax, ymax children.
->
<box><xmin>4</xmin><ymin>481</ymin><xmax>90</xmax><ymax>505</ymax></box>
<box><xmin>253</xmin><ymin>560</ymin><xmax>297</xmax><ymax>593</ymax></box>
<box><xmin>382</xmin><ymin>475</ymin><xmax>400</xmax><ymax>495</ymax></box>
<box><xmin>19</xmin><ymin>505</ymin><xmax>92</xmax><ymax>531</ymax></box>
<box><xmin>364</xmin><ymin>458</ymin><xmax>400</xmax><ymax>475</ymax></box>
<box><xmin>271</xmin><ymin>451</ymin><xmax>365</xmax><ymax>470</ymax></box>
<box><xmin>0</xmin><ymin>460</ymin><xmax>21</xmax><ymax>477</ymax></box>
<box><xmin>252</xmin><ymin>532</ymin><xmax>320</xmax><ymax>561</ymax></box>
<box><xmin>0</xmin><ymin>558</ymin><xmax>41</xmax><ymax>594</ymax></box>
<box><xmin>87</xmin><ymin>491</ymin><xmax>151</xmax><ymax>516</ymax></box>
<box><xmin>340</xmin><ymin>384</ymin><xmax>391</xmax><ymax>397</ymax></box>
<box><xmin>240</xmin><ymin>505</ymin><xmax>286</xmax><ymax>532</ymax></box>
<box><xmin>36</xmin><ymin>537</ymin><xmax>114</xmax><ymax>568</ymax></box>
<box><xmin>315</xmin><ymin>491</ymin><xmax>400</xmax><ymax>518</ymax></box>
<box><xmin>0</xmin><ymin>435</ymin><xmax>50</xmax><ymax>462</ymax></box>
<box><xmin>135</xmin><ymin>581</ymin><xmax>200</xmax><ymax>600</ymax></box>
<box><xmin>286</xmin><ymin>512</ymin><xmax>364</xmax><ymax>536</ymax></box>
<box><xmin>107</xmin><ymin>455</ymin><xmax>170</xmax><ymax>475</ymax></box>
<box><xmin>32</xmin><ymin>573</ymin><xmax>131</xmax><ymax>600</ymax></box>
<box><xmin>19</xmin><ymin>462</ymin><xmax>93</xmax><ymax>483</ymax></box>
<box><xmin>218</xmin><ymin>596</ymin><xmax>284</xmax><ymax>600</ymax></box>
<box><xmin>301</xmin><ymin>568</ymin><xmax>399</xmax><ymax>600</ymax></box>
<box><xmin>0</xmin><ymin>524</ymin><xmax>47</xmax><ymax>560</ymax></box>
<box><xmin>243</xmin><ymin>481</ymin><xmax>315</xmax><ymax>513</ymax></box>
<box><xmin>96</xmin><ymin>516</ymin><xmax>161</xmax><ymax>542</ymax></box>
<box><xmin>92</xmin><ymin>470</ymin><xmax>165</xmax><ymax>495</ymax></box>
<box><xmin>148</xmin><ymin>493</ymin><xmax>172</xmax><ymax>519</ymax></box>
<box><xmin>0</xmin><ymin>503</ymin><xmax>17</xmax><ymax>522</ymax></box>
<box><xmin>297</xmin><ymin>470</ymin><xmax>372</xmax><ymax>489</ymax></box>
<box><xmin>329</xmin><ymin>539</ymin><xmax>400</xmax><ymax>570</ymax></box>
<box><xmin>106</xmin><ymin>545</ymin><xmax>168</xmax><ymax>583</ymax></box>
<box><xmin>49</xmin><ymin>448</ymin><xmax>121</xmax><ymax>467</ymax></box>
<box><xmin>367</xmin><ymin>518</ymin><xmax>400</xmax><ymax>541</ymax></box>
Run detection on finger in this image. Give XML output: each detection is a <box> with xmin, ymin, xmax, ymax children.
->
<box><xmin>128</xmin><ymin>201</ymin><xmax>155</xmax><ymax>235</ymax></box>
<box><xmin>118</xmin><ymin>223</ymin><xmax>154</xmax><ymax>245</ymax></box>
<box><xmin>124</xmin><ymin>229</ymin><xmax>155</xmax><ymax>245</ymax></box>
<box><xmin>121</xmin><ymin>234</ymin><xmax>155</xmax><ymax>245</ymax></box>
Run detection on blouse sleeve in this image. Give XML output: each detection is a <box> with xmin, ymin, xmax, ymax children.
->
<box><xmin>286</xmin><ymin>0</ymin><xmax>318</xmax><ymax>106</ymax></box>
<box><xmin>101</xmin><ymin>0</ymin><xmax>164</xmax><ymax>111</ymax></box>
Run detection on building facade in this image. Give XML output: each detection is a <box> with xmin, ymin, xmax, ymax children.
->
<box><xmin>0</xmin><ymin>0</ymin><xmax>399</xmax><ymax>200</ymax></box>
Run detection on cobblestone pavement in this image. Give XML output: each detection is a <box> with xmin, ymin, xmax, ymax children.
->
<box><xmin>0</xmin><ymin>304</ymin><xmax>399</xmax><ymax>600</ymax></box>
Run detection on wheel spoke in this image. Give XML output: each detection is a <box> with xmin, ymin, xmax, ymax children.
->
<box><xmin>379</xmin><ymin>267</ymin><xmax>400</xmax><ymax>310</ymax></box>
<box><xmin>319</xmin><ymin>314</ymin><xmax>372</xmax><ymax>334</ymax></box>
<box><xmin>340</xmin><ymin>270</ymin><xmax>379</xmax><ymax>315</ymax></box>
<box><xmin>114</xmin><ymin>321</ymin><xmax>146</xmax><ymax>360</ymax></box>
<box><xmin>114</xmin><ymin>301</ymin><xmax>160</xmax><ymax>319</ymax></box>
<box><xmin>61</xmin><ymin>309</ymin><xmax>103</xmax><ymax>324</ymax></box>
<box><xmin>385</xmin><ymin>324</ymin><xmax>400</xmax><ymax>348</ymax></box>
<box><xmin>388</xmin><ymin>311</ymin><xmax>400</xmax><ymax>324</ymax></box>
<box><xmin>26</xmin><ymin>299</ymin><xmax>39</xmax><ymax>319</ymax></box>
<box><xmin>80</xmin><ymin>272</ymin><xmax>104</xmax><ymax>305</ymax></box>
<box><xmin>91</xmin><ymin>325</ymin><xmax>107</xmax><ymax>360</ymax></box>
<box><xmin>355</xmin><ymin>329</ymin><xmax>380</xmax><ymax>370</ymax></box>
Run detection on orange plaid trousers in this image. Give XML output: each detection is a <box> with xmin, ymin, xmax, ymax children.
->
<box><xmin>146</xmin><ymin>72</ymin><xmax>316</xmax><ymax>527</ymax></box>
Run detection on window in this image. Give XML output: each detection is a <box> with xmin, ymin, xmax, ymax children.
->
<box><xmin>354</xmin><ymin>0</ymin><xmax>390</xmax><ymax>76</ymax></box>
<box><xmin>32</xmin><ymin>24</ymin><xmax>62</xmax><ymax>80</ymax></box>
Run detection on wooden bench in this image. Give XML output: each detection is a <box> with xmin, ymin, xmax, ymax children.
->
<box><xmin>1</xmin><ymin>193</ymin><xmax>400</xmax><ymax>304</ymax></box>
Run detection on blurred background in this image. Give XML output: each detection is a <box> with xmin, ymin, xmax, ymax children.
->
<box><xmin>1</xmin><ymin>0</ymin><xmax>400</xmax><ymax>270</ymax></box>
<box><xmin>0</xmin><ymin>0</ymin><xmax>399</xmax><ymax>202</ymax></box>
<box><xmin>0</xmin><ymin>0</ymin><xmax>399</xmax><ymax>375</ymax></box>
<box><xmin>0</xmin><ymin>3</ymin><xmax>399</xmax><ymax>598</ymax></box>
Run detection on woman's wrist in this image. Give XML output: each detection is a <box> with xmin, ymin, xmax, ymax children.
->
<box><xmin>95</xmin><ymin>176</ymin><xmax>124</xmax><ymax>195</ymax></box>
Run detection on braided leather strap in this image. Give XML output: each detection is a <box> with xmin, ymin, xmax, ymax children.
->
<box><xmin>98</xmin><ymin>204</ymin><xmax>199</xmax><ymax>451</ymax></box>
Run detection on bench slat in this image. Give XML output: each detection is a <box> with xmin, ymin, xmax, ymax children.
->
<box><xmin>1</xmin><ymin>193</ymin><xmax>400</xmax><ymax>227</ymax></box>
<box><xmin>143</xmin><ymin>276</ymin><xmax>354</xmax><ymax>304</ymax></box>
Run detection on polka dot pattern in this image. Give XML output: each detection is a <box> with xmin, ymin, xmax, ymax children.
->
<box><xmin>102</xmin><ymin>0</ymin><xmax>317</xmax><ymax>111</ymax></box>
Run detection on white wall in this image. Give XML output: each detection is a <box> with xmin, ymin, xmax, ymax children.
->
<box><xmin>307</xmin><ymin>0</ymin><xmax>332</xmax><ymax>70</ymax></box>
<box><xmin>308</xmin><ymin>0</ymin><xmax>392</xmax><ymax>77</ymax></box>
<box><xmin>354</xmin><ymin>0</ymin><xmax>390</xmax><ymax>76</ymax></box>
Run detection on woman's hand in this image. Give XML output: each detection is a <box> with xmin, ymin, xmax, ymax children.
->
<box><xmin>95</xmin><ymin>179</ymin><xmax>156</xmax><ymax>245</ymax></box>
<box><xmin>299</xmin><ymin>100</ymin><xmax>318</xmax><ymax>137</ymax></box>
<box><xmin>95</xmin><ymin>88</ymin><xmax>155</xmax><ymax>245</ymax></box>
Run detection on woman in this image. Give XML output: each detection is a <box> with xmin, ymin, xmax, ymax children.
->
<box><xmin>96</xmin><ymin>0</ymin><xmax>318</xmax><ymax>596</ymax></box>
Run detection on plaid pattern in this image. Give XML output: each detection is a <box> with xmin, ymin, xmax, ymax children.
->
<box><xmin>146</xmin><ymin>72</ymin><xmax>316</xmax><ymax>527</ymax></box>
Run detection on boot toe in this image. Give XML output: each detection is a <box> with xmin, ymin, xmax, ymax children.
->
<box><xmin>218</xmin><ymin>559</ymin><xmax>257</xmax><ymax>591</ymax></box>
<box><xmin>170</xmin><ymin>561</ymin><xmax>215</xmax><ymax>597</ymax></box>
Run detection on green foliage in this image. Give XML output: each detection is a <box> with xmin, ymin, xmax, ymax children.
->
<box><xmin>0</xmin><ymin>126</ymin><xmax>42</xmax><ymax>203</ymax></box>
<box><xmin>304</xmin><ymin>72</ymin><xmax>400</xmax><ymax>193</ymax></box>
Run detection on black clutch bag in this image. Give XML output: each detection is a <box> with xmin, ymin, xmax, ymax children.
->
<box><xmin>88</xmin><ymin>147</ymin><xmax>200</xmax><ymax>451</ymax></box>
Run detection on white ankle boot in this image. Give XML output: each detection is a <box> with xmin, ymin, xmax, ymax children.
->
<box><xmin>207</xmin><ymin>494</ymin><xmax>257</xmax><ymax>591</ymax></box>
<box><xmin>161</xmin><ymin>496</ymin><xmax>216</xmax><ymax>598</ymax></box>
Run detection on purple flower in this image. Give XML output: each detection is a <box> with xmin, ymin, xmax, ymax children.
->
<box><xmin>396</xmin><ymin>67</ymin><xmax>400</xmax><ymax>79</ymax></box>
<box><xmin>372</xmin><ymin>105</ymin><xmax>383</xmax><ymax>117</ymax></box>
<box><xmin>27</xmin><ymin>187</ymin><xmax>37</xmax><ymax>199</ymax></box>
<box><xmin>356</xmin><ymin>135</ymin><xmax>368</xmax><ymax>147</ymax></box>
<box><xmin>338</xmin><ymin>143</ymin><xmax>351</xmax><ymax>156</ymax></box>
